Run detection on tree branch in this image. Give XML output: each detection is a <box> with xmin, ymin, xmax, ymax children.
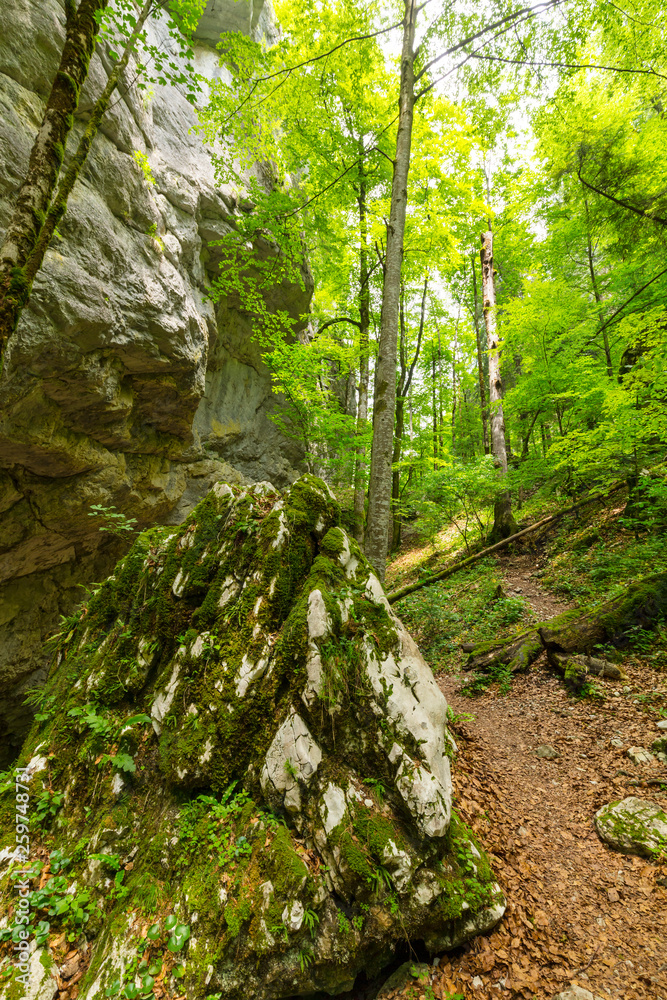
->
<box><xmin>470</xmin><ymin>52</ymin><xmax>667</xmax><ymax>81</ymax></box>
<box><xmin>222</xmin><ymin>19</ymin><xmax>405</xmax><ymax>125</ymax></box>
<box><xmin>316</xmin><ymin>316</ymin><xmax>362</xmax><ymax>333</ymax></box>
<box><xmin>414</xmin><ymin>0</ymin><xmax>563</xmax><ymax>82</ymax></box>
<box><xmin>577</xmin><ymin>167</ymin><xmax>667</xmax><ymax>227</ymax></box>
<box><xmin>600</xmin><ymin>266</ymin><xmax>667</xmax><ymax>333</ymax></box>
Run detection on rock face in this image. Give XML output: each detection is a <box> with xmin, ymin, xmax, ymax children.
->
<box><xmin>595</xmin><ymin>796</ymin><xmax>667</xmax><ymax>857</ymax></box>
<box><xmin>0</xmin><ymin>0</ymin><xmax>309</xmax><ymax>761</ymax></box>
<box><xmin>0</xmin><ymin>476</ymin><xmax>504</xmax><ymax>999</ymax></box>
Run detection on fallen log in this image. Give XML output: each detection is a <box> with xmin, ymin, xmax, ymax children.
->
<box><xmin>387</xmin><ymin>481</ymin><xmax>627</xmax><ymax>604</ymax></box>
<box><xmin>462</xmin><ymin>630</ymin><xmax>545</xmax><ymax>675</ymax></box>
<box><xmin>464</xmin><ymin>570</ymin><xmax>667</xmax><ymax>679</ymax></box>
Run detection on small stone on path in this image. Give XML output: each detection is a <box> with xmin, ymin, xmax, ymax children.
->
<box><xmin>657</xmin><ymin>719</ymin><xmax>667</xmax><ymax>730</ymax></box>
<box><xmin>536</xmin><ymin>744</ymin><xmax>559</xmax><ymax>759</ymax></box>
<box><xmin>610</xmin><ymin>737</ymin><xmax>624</xmax><ymax>748</ymax></box>
<box><xmin>552</xmin><ymin>988</ymin><xmax>605</xmax><ymax>1000</ymax></box>
<box><xmin>626</xmin><ymin>746</ymin><xmax>654</xmax><ymax>765</ymax></box>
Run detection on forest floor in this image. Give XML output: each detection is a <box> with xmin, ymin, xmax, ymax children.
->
<box><xmin>379</xmin><ymin>503</ymin><xmax>667</xmax><ymax>1000</ymax></box>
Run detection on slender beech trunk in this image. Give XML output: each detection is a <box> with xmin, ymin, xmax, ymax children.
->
<box><xmin>471</xmin><ymin>252</ymin><xmax>489</xmax><ymax>454</ymax></box>
<box><xmin>583</xmin><ymin>196</ymin><xmax>613</xmax><ymax>380</ymax></box>
<box><xmin>436</xmin><ymin>322</ymin><xmax>444</xmax><ymax>456</ymax></box>
<box><xmin>391</xmin><ymin>290</ymin><xmax>408</xmax><ymax>553</ymax></box>
<box><xmin>481</xmin><ymin>230</ymin><xmax>517</xmax><ymax>543</ymax></box>
<box><xmin>391</xmin><ymin>277</ymin><xmax>427</xmax><ymax>551</ymax></box>
<box><xmin>451</xmin><ymin>321</ymin><xmax>458</xmax><ymax>457</ymax></box>
<box><xmin>365</xmin><ymin>0</ymin><xmax>417</xmax><ymax>582</ymax></box>
<box><xmin>432</xmin><ymin>351</ymin><xmax>438</xmax><ymax>470</ymax></box>
<box><xmin>353</xmin><ymin>168</ymin><xmax>371</xmax><ymax>544</ymax></box>
<box><xmin>0</xmin><ymin>0</ymin><xmax>108</xmax><ymax>366</ymax></box>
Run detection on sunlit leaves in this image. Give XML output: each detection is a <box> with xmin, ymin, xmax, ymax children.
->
<box><xmin>97</xmin><ymin>0</ymin><xmax>206</xmax><ymax>105</ymax></box>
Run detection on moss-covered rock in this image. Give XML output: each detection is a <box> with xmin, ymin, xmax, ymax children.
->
<box><xmin>0</xmin><ymin>476</ymin><xmax>504</xmax><ymax>1000</ymax></box>
<box><xmin>595</xmin><ymin>796</ymin><xmax>667</xmax><ymax>858</ymax></box>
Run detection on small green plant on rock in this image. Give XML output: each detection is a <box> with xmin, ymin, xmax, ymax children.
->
<box><xmin>362</xmin><ymin>777</ymin><xmax>386</xmax><ymax>804</ymax></box>
<box><xmin>67</xmin><ymin>706</ymin><xmax>151</xmax><ymax>773</ymax></box>
<box><xmin>88</xmin><ymin>504</ymin><xmax>138</xmax><ymax>538</ymax></box>
<box><xmin>34</xmin><ymin>788</ymin><xmax>65</xmax><ymax>826</ymax></box>
<box><xmin>302</xmin><ymin>907</ymin><xmax>319</xmax><ymax>938</ymax></box>
<box><xmin>146</xmin><ymin>222</ymin><xmax>165</xmax><ymax>254</ymax></box>
<box><xmin>133</xmin><ymin>150</ymin><xmax>156</xmax><ymax>186</ymax></box>
<box><xmin>177</xmin><ymin>785</ymin><xmax>252</xmax><ymax>869</ymax></box>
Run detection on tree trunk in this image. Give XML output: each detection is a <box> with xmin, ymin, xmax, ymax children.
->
<box><xmin>480</xmin><ymin>231</ymin><xmax>508</xmax><ymax>474</ymax></box>
<box><xmin>451</xmin><ymin>317</ymin><xmax>458</xmax><ymax>458</ymax></box>
<box><xmin>353</xmin><ymin>170</ymin><xmax>371</xmax><ymax>545</ymax></box>
<box><xmin>432</xmin><ymin>350</ymin><xmax>438</xmax><ymax>469</ymax></box>
<box><xmin>0</xmin><ymin>0</ymin><xmax>107</xmax><ymax>368</ymax></box>
<box><xmin>365</xmin><ymin>0</ymin><xmax>417</xmax><ymax>583</ymax></box>
<box><xmin>391</xmin><ymin>290</ymin><xmax>408</xmax><ymax>551</ymax></box>
<box><xmin>481</xmin><ymin>230</ymin><xmax>517</xmax><ymax>544</ymax></box>
<box><xmin>392</xmin><ymin>277</ymin><xmax>427</xmax><ymax>551</ymax></box>
<box><xmin>23</xmin><ymin>3</ymin><xmax>154</xmax><ymax>287</ymax></box>
<box><xmin>471</xmin><ymin>251</ymin><xmax>489</xmax><ymax>455</ymax></box>
<box><xmin>583</xmin><ymin>195</ymin><xmax>613</xmax><ymax>380</ymax></box>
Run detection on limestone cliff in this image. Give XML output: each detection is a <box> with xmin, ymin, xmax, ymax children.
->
<box><xmin>0</xmin><ymin>0</ymin><xmax>310</xmax><ymax>762</ymax></box>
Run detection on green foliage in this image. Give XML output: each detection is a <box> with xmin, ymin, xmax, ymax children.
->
<box><xmin>97</xmin><ymin>0</ymin><xmax>207</xmax><ymax>105</ymax></box>
<box><xmin>88</xmin><ymin>504</ymin><xmax>138</xmax><ymax>538</ymax></box>
<box><xmin>302</xmin><ymin>907</ymin><xmax>319</xmax><ymax>939</ymax></box>
<box><xmin>177</xmin><ymin>784</ymin><xmax>253</xmax><ymax>870</ymax></box>
<box><xmin>133</xmin><ymin>150</ymin><xmax>155</xmax><ymax>187</ymax></box>
<box><xmin>34</xmin><ymin>788</ymin><xmax>65</xmax><ymax>826</ymax></box>
<box><xmin>397</xmin><ymin>559</ymin><xmax>533</xmax><ymax>672</ymax></box>
<box><xmin>0</xmin><ymin>852</ymin><xmax>99</xmax><ymax>944</ymax></box>
<box><xmin>407</xmin><ymin>457</ymin><xmax>501</xmax><ymax>551</ymax></box>
<box><xmin>66</xmin><ymin>706</ymin><xmax>151</xmax><ymax>773</ymax></box>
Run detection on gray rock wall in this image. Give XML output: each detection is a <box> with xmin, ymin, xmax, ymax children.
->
<box><xmin>0</xmin><ymin>0</ymin><xmax>309</xmax><ymax>762</ymax></box>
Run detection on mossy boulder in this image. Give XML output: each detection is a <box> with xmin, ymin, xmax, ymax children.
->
<box><xmin>595</xmin><ymin>796</ymin><xmax>667</xmax><ymax>858</ymax></box>
<box><xmin>0</xmin><ymin>476</ymin><xmax>504</xmax><ymax>1000</ymax></box>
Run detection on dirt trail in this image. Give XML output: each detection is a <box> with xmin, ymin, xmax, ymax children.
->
<box><xmin>495</xmin><ymin>551</ymin><xmax>571</xmax><ymax>620</ymax></box>
<box><xmin>429</xmin><ymin>557</ymin><xmax>667</xmax><ymax>1000</ymax></box>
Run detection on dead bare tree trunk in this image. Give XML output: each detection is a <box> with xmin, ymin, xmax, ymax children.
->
<box><xmin>481</xmin><ymin>230</ymin><xmax>517</xmax><ymax>544</ymax></box>
<box><xmin>471</xmin><ymin>252</ymin><xmax>489</xmax><ymax>455</ymax></box>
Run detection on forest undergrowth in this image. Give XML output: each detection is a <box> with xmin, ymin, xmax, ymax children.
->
<box><xmin>378</xmin><ymin>490</ymin><xmax>667</xmax><ymax>1000</ymax></box>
